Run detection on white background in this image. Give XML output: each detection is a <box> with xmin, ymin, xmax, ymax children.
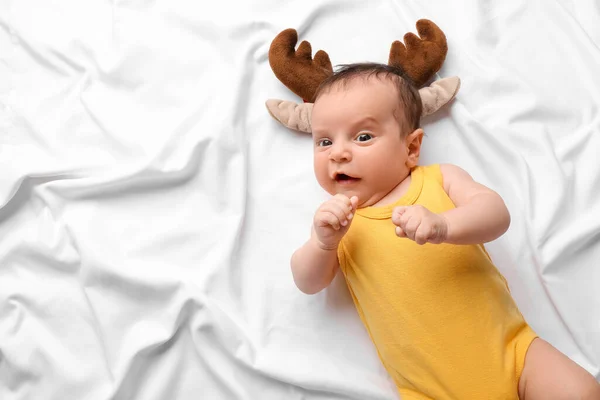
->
<box><xmin>1</xmin><ymin>0</ymin><xmax>599</xmax><ymax>399</ymax></box>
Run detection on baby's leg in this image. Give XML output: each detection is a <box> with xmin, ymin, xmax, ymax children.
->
<box><xmin>518</xmin><ymin>338</ymin><xmax>600</xmax><ymax>400</ymax></box>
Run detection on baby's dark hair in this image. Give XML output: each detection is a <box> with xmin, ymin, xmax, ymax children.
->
<box><xmin>314</xmin><ymin>63</ymin><xmax>423</xmax><ymax>134</ymax></box>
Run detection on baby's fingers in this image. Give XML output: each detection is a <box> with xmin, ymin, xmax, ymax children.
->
<box><xmin>350</xmin><ymin>196</ymin><xmax>359</xmax><ymax>211</ymax></box>
<box><xmin>392</xmin><ymin>206</ymin><xmax>408</xmax><ymax>225</ymax></box>
<box><xmin>402</xmin><ymin>218</ymin><xmax>421</xmax><ymax>242</ymax></box>
<box><xmin>324</xmin><ymin>200</ymin><xmax>354</xmax><ymax>225</ymax></box>
<box><xmin>395</xmin><ymin>226</ymin><xmax>406</xmax><ymax>238</ymax></box>
<box><xmin>318</xmin><ymin>212</ymin><xmax>342</xmax><ymax>230</ymax></box>
<box><xmin>414</xmin><ymin>227</ymin><xmax>429</xmax><ymax>245</ymax></box>
<box><xmin>332</xmin><ymin>196</ymin><xmax>355</xmax><ymax>218</ymax></box>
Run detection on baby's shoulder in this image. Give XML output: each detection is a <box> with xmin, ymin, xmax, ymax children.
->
<box><xmin>415</xmin><ymin>163</ymin><xmax>444</xmax><ymax>185</ymax></box>
<box><xmin>418</xmin><ymin>163</ymin><xmax>462</xmax><ymax>173</ymax></box>
<box><xmin>419</xmin><ymin>163</ymin><xmax>474</xmax><ymax>186</ymax></box>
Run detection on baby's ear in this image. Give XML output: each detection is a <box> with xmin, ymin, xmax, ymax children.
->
<box><xmin>405</xmin><ymin>128</ymin><xmax>424</xmax><ymax>168</ymax></box>
<box><xmin>265</xmin><ymin>99</ymin><xmax>313</xmax><ymax>133</ymax></box>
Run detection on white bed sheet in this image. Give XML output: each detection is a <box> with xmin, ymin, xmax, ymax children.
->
<box><xmin>1</xmin><ymin>0</ymin><xmax>599</xmax><ymax>399</ymax></box>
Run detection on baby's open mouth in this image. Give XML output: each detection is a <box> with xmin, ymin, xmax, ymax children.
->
<box><xmin>335</xmin><ymin>173</ymin><xmax>360</xmax><ymax>183</ymax></box>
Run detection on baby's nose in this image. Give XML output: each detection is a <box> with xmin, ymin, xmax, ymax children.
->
<box><xmin>329</xmin><ymin>143</ymin><xmax>352</xmax><ymax>161</ymax></box>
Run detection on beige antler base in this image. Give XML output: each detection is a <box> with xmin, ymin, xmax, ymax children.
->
<box><xmin>265</xmin><ymin>99</ymin><xmax>314</xmax><ymax>133</ymax></box>
<box><xmin>420</xmin><ymin>76</ymin><xmax>461</xmax><ymax>116</ymax></box>
<box><xmin>266</xmin><ymin>76</ymin><xmax>461</xmax><ymax>133</ymax></box>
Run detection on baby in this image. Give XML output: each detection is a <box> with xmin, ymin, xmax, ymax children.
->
<box><xmin>290</xmin><ymin>63</ymin><xmax>600</xmax><ymax>399</ymax></box>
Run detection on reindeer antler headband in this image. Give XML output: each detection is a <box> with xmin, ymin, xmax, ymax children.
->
<box><xmin>265</xmin><ymin>19</ymin><xmax>460</xmax><ymax>133</ymax></box>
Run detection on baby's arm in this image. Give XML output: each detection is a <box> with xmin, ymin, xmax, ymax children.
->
<box><xmin>291</xmin><ymin>194</ymin><xmax>358</xmax><ymax>294</ymax></box>
<box><xmin>439</xmin><ymin>164</ymin><xmax>510</xmax><ymax>244</ymax></box>
<box><xmin>290</xmin><ymin>229</ymin><xmax>339</xmax><ymax>294</ymax></box>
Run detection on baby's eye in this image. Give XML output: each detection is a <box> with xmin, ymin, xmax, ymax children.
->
<box><xmin>356</xmin><ymin>133</ymin><xmax>373</xmax><ymax>142</ymax></box>
<box><xmin>317</xmin><ymin>138</ymin><xmax>332</xmax><ymax>147</ymax></box>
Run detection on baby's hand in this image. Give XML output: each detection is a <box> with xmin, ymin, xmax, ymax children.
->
<box><xmin>392</xmin><ymin>205</ymin><xmax>448</xmax><ymax>245</ymax></box>
<box><xmin>313</xmin><ymin>194</ymin><xmax>359</xmax><ymax>250</ymax></box>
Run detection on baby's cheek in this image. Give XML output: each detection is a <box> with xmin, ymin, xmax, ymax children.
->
<box><xmin>314</xmin><ymin>168</ymin><xmax>334</xmax><ymax>194</ymax></box>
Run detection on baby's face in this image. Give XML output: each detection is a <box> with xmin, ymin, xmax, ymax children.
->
<box><xmin>311</xmin><ymin>78</ymin><xmax>413</xmax><ymax>207</ymax></box>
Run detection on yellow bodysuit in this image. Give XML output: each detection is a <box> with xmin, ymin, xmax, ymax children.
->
<box><xmin>337</xmin><ymin>164</ymin><xmax>537</xmax><ymax>400</ymax></box>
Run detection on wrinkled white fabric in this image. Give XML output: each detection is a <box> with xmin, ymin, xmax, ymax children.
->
<box><xmin>0</xmin><ymin>1</ymin><xmax>598</xmax><ymax>399</ymax></box>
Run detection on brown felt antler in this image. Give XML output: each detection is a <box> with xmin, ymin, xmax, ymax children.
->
<box><xmin>268</xmin><ymin>29</ymin><xmax>333</xmax><ymax>103</ymax></box>
<box><xmin>267</xmin><ymin>19</ymin><xmax>457</xmax><ymax>133</ymax></box>
<box><xmin>388</xmin><ymin>19</ymin><xmax>448</xmax><ymax>87</ymax></box>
